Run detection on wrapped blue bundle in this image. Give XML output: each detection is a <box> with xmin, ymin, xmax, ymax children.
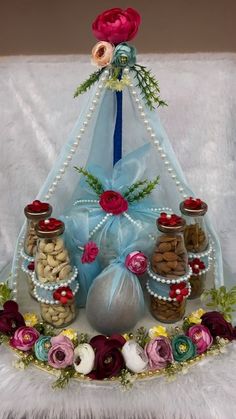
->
<box><xmin>61</xmin><ymin>210</ymin><xmax>102</xmax><ymax>307</ymax></box>
<box><xmin>86</xmin><ymin>230</ymin><xmax>148</xmax><ymax>334</ymax></box>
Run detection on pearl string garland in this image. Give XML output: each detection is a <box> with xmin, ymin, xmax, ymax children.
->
<box><xmin>127</xmin><ymin>73</ymin><xmax>188</xmax><ymax>200</ymax></box>
<box><xmin>147</xmin><ymin>264</ymin><xmax>193</xmax><ymax>285</ymax></box>
<box><xmin>31</xmin><ymin>267</ymin><xmax>78</xmax><ymax>290</ymax></box>
<box><xmin>33</xmin><ymin>282</ymin><xmax>79</xmax><ymax>305</ymax></box>
<box><xmin>146</xmin><ymin>279</ymin><xmax>191</xmax><ymax>302</ymax></box>
<box><xmin>20</xmin><ymin>248</ymin><xmax>34</xmax><ymax>262</ymax></box>
<box><xmin>43</xmin><ymin>70</ymin><xmax>110</xmax><ymax>201</ymax></box>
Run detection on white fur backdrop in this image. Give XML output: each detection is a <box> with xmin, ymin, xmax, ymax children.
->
<box><xmin>1</xmin><ymin>54</ymin><xmax>236</xmax><ymax>418</ymax></box>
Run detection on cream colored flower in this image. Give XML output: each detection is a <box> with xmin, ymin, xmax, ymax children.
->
<box><xmin>91</xmin><ymin>41</ymin><xmax>114</xmax><ymax>68</ymax></box>
<box><xmin>74</xmin><ymin>343</ymin><xmax>95</xmax><ymax>375</ymax></box>
<box><xmin>148</xmin><ymin>325</ymin><xmax>168</xmax><ymax>339</ymax></box>
<box><xmin>188</xmin><ymin>308</ymin><xmax>206</xmax><ymax>324</ymax></box>
<box><xmin>23</xmin><ymin>313</ymin><xmax>39</xmax><ymax>327</ymax></box>
<box><xmin>60</xmin><ymin>329</ymin><xmax>78</xmax><ymax>341</ymax></box>
<box><xmin>122</xmin><ymin>340</ymin><xmax>148</xmax><ymax>373</ymax></box>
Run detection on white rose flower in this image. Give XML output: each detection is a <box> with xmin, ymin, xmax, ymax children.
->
<box><xmin>122</xmin><ymin>340</ymin><xmax>148</xmax><ymax>373</ymax></box>
<box><xmin>73</xmin><ymin>343</ymin><xmax>95</xmax><ymax>375</ymax></box>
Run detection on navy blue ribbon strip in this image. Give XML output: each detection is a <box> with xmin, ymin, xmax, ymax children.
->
<box><xmin>113</xmin><ymin>89</ymin><xmax>123</xmax><ymax>166</ymax></box>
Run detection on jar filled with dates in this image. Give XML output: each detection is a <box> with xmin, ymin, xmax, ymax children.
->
<box><xmin>35</xmin><ymin>218</ymin><xmax>76</xmax><ymax>328</ymax></box>
<box><xmin>24</xmin><ymin>200</ymin><xmax>52</xmax><ymax>257</ymax></box>
<box><xmin>149</xmin><ymin>213</ymin><xmax>189</xmax><ymax>323</ymax></box>
<box><xmin>180</xmin><ymin>197</ymin><xmax>208</xmax><ymax>253</ymax></box>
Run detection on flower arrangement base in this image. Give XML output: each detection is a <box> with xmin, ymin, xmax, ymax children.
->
<box><xmin>150</xmin><ymin>296</ymin><xmax>186</xmax><ymax>323</ymax></box>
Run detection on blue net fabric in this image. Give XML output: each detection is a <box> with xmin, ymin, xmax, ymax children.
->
<box><xmin>11</xmin><ymin>71</ymin><xmax>224</xmax><ymax>310</ymax></box>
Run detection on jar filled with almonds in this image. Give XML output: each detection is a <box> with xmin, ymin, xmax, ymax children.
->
<box><xmin>149</xmin><ymin>212</ymin><xmax>190</xmax><ymax>323</ymax></box>
<box><xmin>35</xmin><ymin>218</ymin><xmax>77</xmax><ymax>328</ymax></box>
<box><xmin>24</xmin><ymin>200</ymin><xmax>52</xmax><ymax>257</ymax></box>
<box><xmin>180</xmin><ymin>197</ymin><xmax>208</xmax><ymax>253</ymax></box>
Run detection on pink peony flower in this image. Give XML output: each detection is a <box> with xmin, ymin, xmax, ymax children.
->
<box><xmin>81</xmin><ymin>241</ymin><xmax>99</xmax><ymax>264</ymax></box>
<box><xmin>187</xmin><ymin>325</ymin><xmax>213</xmax><ymax>354</ymax></box>
<box><xmin>92</xmin><ymin>8</ymin><xmax>141</xmax><ymax>45</ymax></box>
<box><xmin>145</xmin><ymin>336</ymin><xmax>173</xmax><ymax>370</ymax></box>
<box><xmin>48</xmin><ymin>335</ymin><xmax>74</xmax><ymax>369</ymax></box>
<box><xmin>125</xmin><ymin>251</ymin><xmax>148</xmax><ymax>275</ymax></box>
<box><xmin>91</xmin><ymin>41</ymin><xmax>114</xmax><ymax>67</ymax></box>
<box><xmin>10</xmin><ymin>326</ymin><xmax>40</xmax><ymax>351</ymax></box>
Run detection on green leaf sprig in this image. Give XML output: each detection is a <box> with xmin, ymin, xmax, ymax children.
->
<box><xmin>132</xmin><ymin>64</ymin><xmax>167</xmax><ymax>110</ymax></box>
<box><xmin>52</xmin><ymin>367</ymin><xmax>76</xmax><ymax>390</ymax></box>
<box><xmin>0</xmin><ymin>282</ymin><xmax>12</xmax><ymax>307</ymax></box>
<box><xmin>125</xmin><ymin>176</ymin><xmax>160</xmax><ymax>203</ymax></box>
<box><xmin>201</xmin><ymin>285</ymin><xmax>236</xmax><ymax>322</ymax></box>
<box><xmin>74</xmin><ymin>167</ymin><xmax>104</xmax><ymax>196</ymax></box>
<box><xmin>74</xmin><ymin>69</ymin><xmax>104</xmax><ymax>98</ymax></box>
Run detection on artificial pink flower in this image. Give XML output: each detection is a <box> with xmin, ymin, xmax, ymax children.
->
<box><xmin>99</xmin><ymin>190</ymin><xmax>128</xmax><ymax>215</ymax></box>
<box><xmin>81</xmin><ymin>241</ymin><xmax>99</xmax><ymax>264</ymax></box>
<box><xmin>125</xmin><ymin>251</ymin><xmax>148</xmax><ymax>275</ymax></box>
<box><xmin>10</xmin><ymin>326</ymin><xmax>40</xmax><ymax>351</ymax></box>
<box><xmin>92</xmin><ymin>8</ymin><xmax>141</xmax><ymax>45</ymax></box>
<box><xmin>48</xmin><ymin>335</ymin><xmax>74</xmax><ymax>369</ymax></box>
<box><xmin>91</xmin><ymin>41</ymin><xmax>114</xmax><ymax>67</ymax></box>
<box><xmin>186</xmin><ymin>324</ymin><xmax>213</xmax><ymax>354</ymax></box>
<box><xmin>145</xmin><ymin>336</ymin><xmax>173</xmax><ymax>370</ymax></box>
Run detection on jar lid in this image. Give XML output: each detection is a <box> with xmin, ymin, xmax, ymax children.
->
<box><xmin>35</xmin><ymin>218</ymin><xmax>65</xmax><ymax>238</ymax></box>
<box><xmin>180</xmin><ymin>197</ymin><xmax>208</xmax><ymax>217</ymax></box>
<box><xmin>24</xmin><ymin>200</ymin><xmax>52</xmax><ymax>220</ymax></box>
<box><xmin>157</xmin><ymin>213</ymin><xmax>186</xmax><ymax>233</ymax></box>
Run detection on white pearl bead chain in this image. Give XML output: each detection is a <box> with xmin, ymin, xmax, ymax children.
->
<box><xmin>20</xmin><ymin>248</ymin><xmax>34</xmax><ymax>262</ymax></box>
<box><xmin>74</xmin><ymin>199</ymin><xmax>99</xmax><ymax>206</ymax></box>
<box><xmin>147</xmin><ymin>264</ymin><xmax>193</xmax><ymax>285</ymax></box>
<box><xmin>89</xmin><ymin>213</ymin><xmax>113</xmax><ymax>239</ymax></box>
<box><xmin>128</xmin><ymin>78</ymin><xmax>187</xmax><ymax>199</ymax></box>
<box><xmin>146</xmin><ymin>280</ymin><xmax>191</xmax><ymax>302</ymax></box>
<box><xmin>31</xmin><ymin>267</ymin><xmax>78</xmax><ymax>290</ymax></box>
<box><xmin>188</xmin><ymin>239</ymin><xmax>212</xmax><ymax>259</ymax></box>
<box><xmin>43</xmin><ymin>70</ymin><xmax>110</xmax><ymax>201</ymax></box>
<box><xmin>123</xmin><ymin>212</ymin><xmax>142</xmax><ymax>229</ymax></box>
<box><xmin>33</xmin><ymin>282</ymin><xmax>79</xmax><ymax>305</ymax></box>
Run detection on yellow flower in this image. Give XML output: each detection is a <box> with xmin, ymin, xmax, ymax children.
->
<box><xmin>188</xmin><ymin>308</ymin><xmax>206</xmax><ymax>324</ymax></box>
<box><xmin>23</xmin><ymin>313</ymin><xmax>39</xmax><ymax>327</ymax></box>
<box><xmin>60</xmin><ymin>329</ymin><xmax>78</xmax><ymax>341</ymax></box>
<box><xmin>123</xmin><ymin>333</ymin><xmax>130</xmax><ymax>341</ymax></box>
<box><xmin>148</xmin><ymin>325</ymin><xmax>168</xmax><ymax>339</ymax></box>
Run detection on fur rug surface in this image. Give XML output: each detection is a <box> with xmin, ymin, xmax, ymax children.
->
<box><xmin>1</xmin><ymin>342</ymin><xmax>236</xmax><ymax>419</ymax></box>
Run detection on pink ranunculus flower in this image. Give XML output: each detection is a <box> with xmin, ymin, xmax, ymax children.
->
<box><xmin>145</xmin><ymin>336</ymin><xmax>173</xmax><ymax>370</ymax></box>
<box><xmin>10</xmin><ymin>326</ymin><xmax>40</xmax><ymax>351</ymax></box>
<box><xmin>125</xmin><ymin>251</ymin><xmax>148</xmax><ymax>275</ymax></box>
<box><xmin>99</xmin><ymin>190</ymin><xmax>128</xmax><ymax>215</ymax></box>
<box><xmin>92</xmin><ymin>8</ymin><xmax>141</xmax><ymax>45</ymax></box>
<box><xmin>48</xmin><ymin>335</ymin><xmax>74</xmax><ymax>369</ymax></box>
<box><xmin>186</xmin><ymin>324</ymin><xmax>213</xmax><ymax>354</ymax></box>
<box><xmin>91</xmin><ymin>41</ymin><xmax>114</xmax><ymax>68</ymax></box>
<box><xmin>81</xmin><ymin>241</ymin><xmax>99</xmax><ymax>264</ymax></box>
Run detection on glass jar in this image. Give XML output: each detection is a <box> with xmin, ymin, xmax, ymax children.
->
<box><xmin>26</xmin><ymin>261</ymin><xmax>37</xmax><ymax>299</ymax></box>
<box><xmin>24</xmin><ymin>200</ymin><xmax>52</xmax><ymax>257</ymax></box>
<box><xmin>35</xmin><ymin>218</ymin><xmax>76</xmax><ymax>328</ymax></box>
<box><xmin>180</xmin><ymin>198</ymin><xmax>208</xmax><ymax>253</ymax></box>
<box><xmin>148</xmin><ymin>213</ymin><xmax>189</xmax><ymax>323</ymax></box>
<box><xmin>40</xmin><ymin>300</ymin><xmax>76</xmax><ymax>328</ymax></box>
<box><xmin>150</xmin><ymin>296</ymin><xmax>186</xmax><ymax>323</ymax></box>
<box><xmin>151</xmin><ymin>215</ymin><xmax>188</xmax><ymax>279</ymax></box>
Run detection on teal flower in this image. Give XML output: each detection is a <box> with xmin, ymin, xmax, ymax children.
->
<box><xmin>112</xmin><ymin>43</ymin><xmax>136</xmax><ymax>68</ymax></box>
<box><xmin>34</xmin><ymin>335</ymin><xmax>51</xmax><ymax>362</ymax></box>
<box><xmin>172</xmin><ymin>335</ymin><xmax>196</xmax><ymax>362</ymax></box>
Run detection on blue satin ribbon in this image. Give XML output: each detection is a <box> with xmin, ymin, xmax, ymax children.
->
<box><xmin>113</xmin><ymin>88</ymin><xmax>123</xmax><ymax>166</ymax></box>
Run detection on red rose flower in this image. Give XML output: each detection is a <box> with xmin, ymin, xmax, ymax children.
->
<box><xmin>89</xmin><ymin>334</ymin><xmax>126</xmax><ymax>379</ymax></box>
<box><xmin>27</xmin><ymin>261</ymin><xmax>35</xmax><ymax>271</ymax></box>
<box><xmin>92</xmin><ymin>8</ymin><xmax>141</xmax><ymax>45</ymax></box>
<box><xmin>81</xmin><ymin>242</ymin><xmax>99</xmax><ymax>264</ymax></box>
<box><xmin>169</xmin><ymin>282</ymin><xmax>189</xmax><ymax>302</ymax></box>
<box><xmin>99</xmin><ymin>190</ymin><xmax>128</xmax><ymax>215</ymax></box>
<box><xmin>184</xmin><ymin>197</ymin><xmax>203</xmax><ymax>210</ymax></box>
<box><xmin>53</xmin><ymin>286</ymin><xmax>73</xmax><ymax>304</ymax></box>
<box><xmin>189</xmin><ymin>258</ymin><xmax>205</xmax><ymax>275</ymax></box>
<box><xmin>0</xmin><ymin>301</ymin><xmax>25</xmax><ymax>336</ymax></box>
<box><xmin>27</xmin><ymin>200</ymin><xmax>50</xmax><ymax>213</ymax></box>
<box><xmin>158</xmin><ymin>212</ymin><xmax>182</xmax><ymax>227</ymax></box>
<box><xmin>201</xmin><ymin>311</ymin><xmax>236</xmax><ymax>341</ymax></box>
<box><xmin>38</xmin><ymin>218</ymin><xmax>63</xmax><ymax>232</ymax></box>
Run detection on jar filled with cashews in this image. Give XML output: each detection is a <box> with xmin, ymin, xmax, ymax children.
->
<box><xmin>24</xmin><ymin>200</ymin><xmax>52</xmax><ymax>257</ymax></box>
<box><xmin>35</xmin><ymin>218</ymin><xmax>76</xmax><ymax>328</ymax></box>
